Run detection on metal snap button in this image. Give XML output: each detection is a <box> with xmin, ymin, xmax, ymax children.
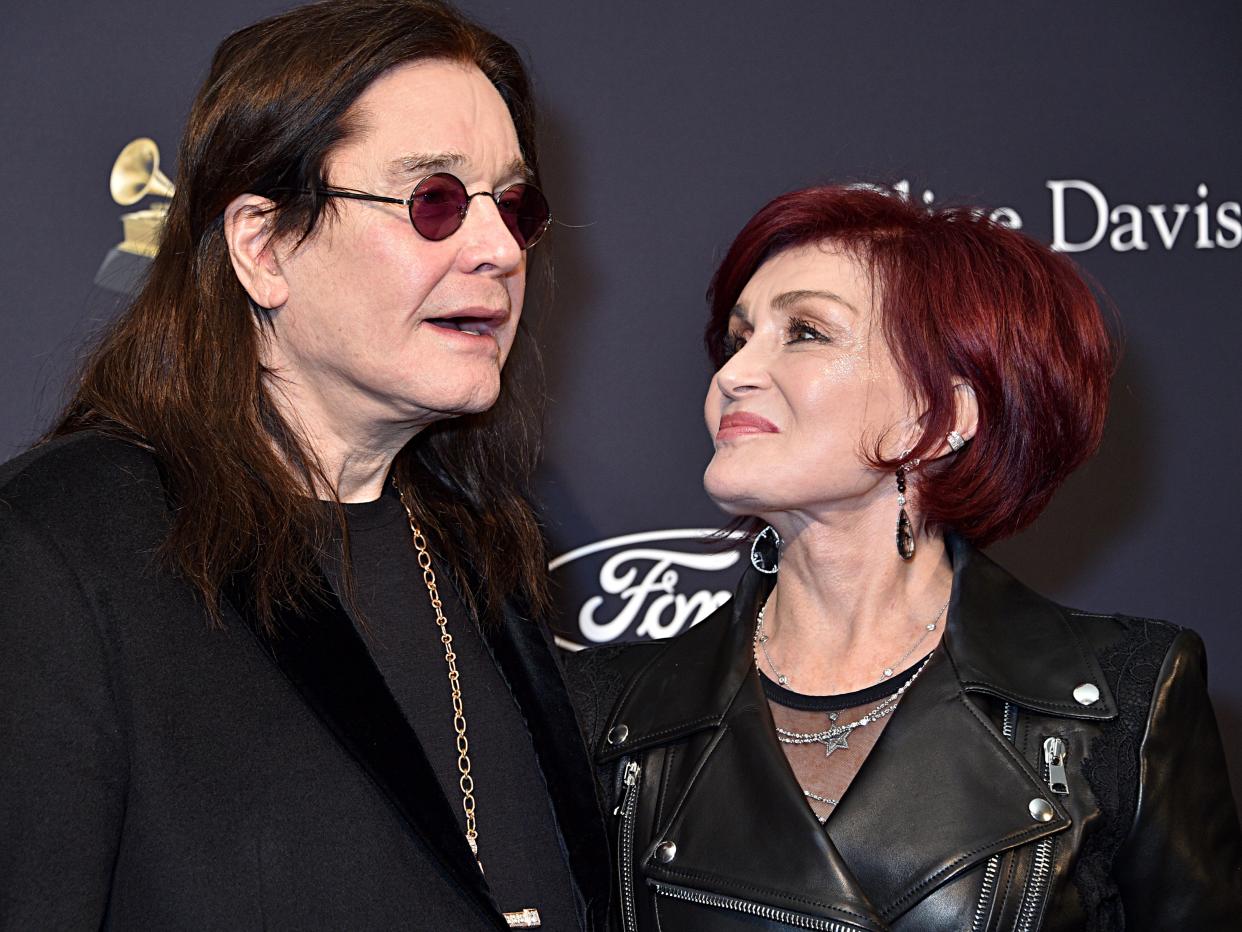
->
<box><xmin>1029</xmin><ymin>798</ymin><xmax>1055</xmax><ymax>822</ymax></box>
<box><xmin>656</xmin><ymin>840</ymin><xmax>677</xmax><ymax>863</ymax></box>
<box><xmin>1073</xmin><ymin>683</ymin><xmax>1100</xmax><ymax>706</ymax></box>
<box><xmin>607</xmin><ymin>724</ymin><xmax>630</xmax><ymax>745</ymax></box>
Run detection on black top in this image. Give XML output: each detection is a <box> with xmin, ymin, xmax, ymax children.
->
<box><xmin>323</xmin><ymin>489</ymin><xmax>579</xmax><ymax>929</ymax></box>
<box><xmin>759</xmin><ymin>654</ymin><xmax>932</xmax><ymax>711</ymax></box>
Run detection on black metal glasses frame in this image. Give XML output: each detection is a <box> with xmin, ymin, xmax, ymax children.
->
<box><xmin>314</xmin><ymin>173</ymin><xmax>551</xmax><ymax>249</ymax></box>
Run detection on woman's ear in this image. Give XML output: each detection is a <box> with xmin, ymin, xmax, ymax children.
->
<box><xmin>953</xmin><ymin>381</ymin><xmax>979</xmax><ymax>440</ymax></box>
<box><xmin>944</xmin><ymin>381</ymin><xmax>979</xmax><ymax>454</ymax></box>
<box><xmin>224</xmin><ymin>194</ymin><xmax>288</xmax><ymax>310</ymax></box>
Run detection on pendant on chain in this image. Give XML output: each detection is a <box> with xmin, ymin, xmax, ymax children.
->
<box><xmin>824</xmin><ymin>732</ymin><xmax>850</xmax><ymax>757</ymax></box>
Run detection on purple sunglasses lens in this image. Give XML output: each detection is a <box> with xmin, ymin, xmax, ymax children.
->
<box><xmin>409</xmin><ymin>173</ymin><xmax>467</xmax><ymax>241</ymax></box>
<box><xmin>495</xmin><ymin>184</ymin><xmax>551</xmax><ymax>249</ymax></box>
<box><xmin>409</xmin><ymin>172</ymin><xmax>551</xmax><ymax>248</ymax></box>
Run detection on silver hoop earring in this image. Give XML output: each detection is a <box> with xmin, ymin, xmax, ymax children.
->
<box><xmin>750</xmin><ymin>525</ymin><xmax>782</xmax><ymax>575</ymax></box>
<box><xmin>946</xmin><ymin>430</ymin><xmax>966</xmax><ymax>452</ymax></box>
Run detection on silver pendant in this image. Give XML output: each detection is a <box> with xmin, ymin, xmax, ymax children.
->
<box><xmin>824</xmin><ymin>732</ymin><xmax>850</xmax><ymax>756</ymax></box>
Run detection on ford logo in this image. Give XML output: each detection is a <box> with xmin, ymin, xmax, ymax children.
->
<box><xmin>549</xmin><ymin>529</ymin><xmax>745</xmax><ymax>649</ymax></box>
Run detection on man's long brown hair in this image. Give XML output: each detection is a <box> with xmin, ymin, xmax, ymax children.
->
<box><xmin>54</xmin><ymin>0</ymin><xmax>550</xmax><ymax>631</ymax></box>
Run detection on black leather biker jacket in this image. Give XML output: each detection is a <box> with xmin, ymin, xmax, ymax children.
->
<box><xmin>565</xmin><ymin>537</ymin><xmax>1242</xmax><ymax>931</ymax></box>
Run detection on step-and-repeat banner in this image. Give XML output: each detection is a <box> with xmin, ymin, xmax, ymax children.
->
<box><xmin>2</xmin><ymin>3</ymin><xmax>1238</xmax><ymax>795</ymax></box>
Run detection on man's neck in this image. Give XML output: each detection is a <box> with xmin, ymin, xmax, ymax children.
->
<box><xmin>262</xmin><ymin>370</ymin><xmax>426</xmax><ymax>503</ymax></box>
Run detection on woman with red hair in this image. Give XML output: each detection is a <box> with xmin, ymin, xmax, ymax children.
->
<box><xmin>568</xmin><ymin>185</ymin><xmax>1241</xmax><ymax>930</ymax></box>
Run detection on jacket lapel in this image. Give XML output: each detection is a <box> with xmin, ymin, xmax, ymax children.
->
<box><xmin>225</xmin><ymin>572</ymin><xmax>507</xmax><ymax>932</ymax></box>
<box><xmin>600</xmin><ymin>574</ymin><xmax>888</xmax><ymax>929</ymax></box>
<box><xmin>641</xmin><ymin>676</ymin><xmax>890</xmax><ymax>931</ymax></box>
<box><xmin>827</xmin><ymin>651</ymin><xmax>1069</xmax><ymax>923</ymax></box>
<box><xmin>829</xmin><ymin>539</ymin><xmax>1113</xmax><ymax>922</ymax></box>
<box><xmin>480</xmin><ymin>602</ymin><xmax>613</xmax><ymax>931</ymax></box>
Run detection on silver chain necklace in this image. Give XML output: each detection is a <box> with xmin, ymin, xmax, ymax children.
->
<box><xmin>773</xmin><ymin>652</ymin><xmax>934</xmax><ymax>756</ymax></box>
<box><xmin>803</xmin><ymin>790</ymin><xmax>839</xmax><ymax>822</ymax></box>
<box><xmin>754</xmin><ymin>594</ymin><xmax>948</xmax><ymax>689</ymax></box>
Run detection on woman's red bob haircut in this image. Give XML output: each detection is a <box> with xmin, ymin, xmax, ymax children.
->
<box><xmin>705</xmin><ymin>185</ymin><xmax>1116</xmax><ymax>547</ymax></box>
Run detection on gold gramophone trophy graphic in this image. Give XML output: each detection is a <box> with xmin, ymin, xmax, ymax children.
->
<box><xmin>94</xmin><ymin>137</ymin><xmax>175</xmax><ymax>293</ymax></box>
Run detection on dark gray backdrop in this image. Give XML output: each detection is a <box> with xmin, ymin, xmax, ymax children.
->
<box><xmin>2</xmin><ymin>2</ymin><xmax>1239</xmax><ymax>799</ymax></box>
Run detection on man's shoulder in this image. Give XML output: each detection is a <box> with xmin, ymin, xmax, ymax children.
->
<box><xmin>0</xmin><ymin>430</ymin><xmax>167</xmax><ymax>540</ymax></box>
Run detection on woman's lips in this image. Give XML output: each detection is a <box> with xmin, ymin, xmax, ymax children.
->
<box><xmin>716</xmin><ymin>411</ymin><xmax>779</xmax><ymax>442</ymax></box>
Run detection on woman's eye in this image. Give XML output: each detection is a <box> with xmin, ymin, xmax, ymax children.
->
<box><xmin>722</xmin><ymin>332</ymin><xmax>747</xmax><ymax>359</ymax></box>
<box><xmin>788</xmin><ymin>319</ymin><xmax>829</xmax><ymax>344</ymax></box>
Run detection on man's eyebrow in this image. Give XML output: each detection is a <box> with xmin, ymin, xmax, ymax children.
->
<box><xmin>384</xmin><ymin>152</ymin><xmax>533</xmax><ymax>185</ymax></box>
<box><xmin>385</xmin><ymin>151</ymin><xmax>467</xmax><ymax>180</ymax></box>
<box><xmin>771</xmin><ymin>289</ymin><xmax>858</xmax><ymax>316</ymax></box>
<box><xmin>498</xmin><ymin>157</ymin><xmax>534</xmax><ymax>184</ymax></box>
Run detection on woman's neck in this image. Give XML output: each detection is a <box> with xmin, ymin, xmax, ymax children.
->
<box><xmin>761</xmin><ymin>504</ymin><xmax>953</xmax><ymax>695</ymax></box>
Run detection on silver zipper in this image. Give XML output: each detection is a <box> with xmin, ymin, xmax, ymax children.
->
<box><xmin>617</xmin><ymin>760</ymin><xmax>642</xmax><ymax>932</ymax></box>
<box><xmin>652</xmin><ymin>881</ymin><xmax>868</xmax><ymax>931</ymax></box>
<box><xmin>969</xmin><ymin>854</ymin><xmax>1001</xmax><ymax>932</ymax></box>
<box><xmin>1014</xmin><ymin>836</ymin><xmax>1055</xmax><ymax>932</ymax></box>
<box><xmin>1013</xmin><ymin>736</ymin><xmax>1067</xmax><ymax>930</ymax></box>
<box><xmin>969</xmin><ymin>702</ymin><xmax>1016</xmax><ymax>932</ymax></box>
<box><xmin>1043</xmin><ymin>737</ymin><xmax>1069</xmax><ymax>795</ymax></box>
<box><xmin>1001</xmin><ymin>701</ymin><xmax>1017</xmax><ymax>742</ymax></box>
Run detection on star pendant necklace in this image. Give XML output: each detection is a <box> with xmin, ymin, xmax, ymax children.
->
<box><xmin>755</xmin><ymin>594</ymin><xmax>947</xmax><ymax>757</ymax></box>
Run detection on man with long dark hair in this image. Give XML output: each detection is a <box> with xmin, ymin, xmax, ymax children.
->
<box><xmin>0</xmin><ymin>2</ymin><xmax>607</xmax><ymax>928</ymax></box>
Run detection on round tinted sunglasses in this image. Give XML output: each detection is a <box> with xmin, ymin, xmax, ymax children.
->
<box><xmin>317</xmin><ymin>172</ymin><xmax>551</xmax><ymax>250</ymax></box>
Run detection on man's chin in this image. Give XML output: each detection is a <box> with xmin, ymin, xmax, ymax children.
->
<box><xmin>415</xmin><ymin>381</ymin><xmax>503</xmax><ymax>421</ymax></box>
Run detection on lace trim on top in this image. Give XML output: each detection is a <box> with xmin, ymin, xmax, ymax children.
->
<box><xmin>1073</xmin><ymin>617</ymin><xmax>1178</xmax><ymax>932</ymax></box>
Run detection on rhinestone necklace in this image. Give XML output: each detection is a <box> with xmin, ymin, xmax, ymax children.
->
<box><xmin>803</xmin><ymin>790</ymin><xmax>839</xmax><ymax>823</ymax></box>
<box><xmin>773</xmin><ymin>652</ymin><xmax>934</xmax><ymax>757</ymax></box>
<box><xmin>754</xmin><ymin>594</ymin><xmax>948</xmax><ymax>689</ymax></box>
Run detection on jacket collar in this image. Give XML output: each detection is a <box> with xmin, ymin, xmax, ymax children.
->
<box><xmin>600</xmin><ymin>533</ymin><xmax>1115</xmax><ymax>761</ymax></box>
<box><xmin>941</xmin><ymin>533</ymin><xmax>1117</xmax><ymax>721</ymax></box>
<box><xmin>227</xmin><ymin>569</ymin><xmax>610</xmax><ymax>932</ymax></box>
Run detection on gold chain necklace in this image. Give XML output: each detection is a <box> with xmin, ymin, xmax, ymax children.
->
<box><xmin>397</xmin><ymin>487</ymin><xmax>542</xmax><ymax>929</ymax></box>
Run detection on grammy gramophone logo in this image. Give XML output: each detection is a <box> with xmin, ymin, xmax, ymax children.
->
<box><xmin>95</xmin><ymin>137</ymin><xmax>174</xmax><ymax>293</ymax></box>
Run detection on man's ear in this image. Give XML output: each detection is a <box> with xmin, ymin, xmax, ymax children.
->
<box><xmin>224</xmin><ymin>194</ymin><xmax>288</xmax><ymax>310</ymax></box>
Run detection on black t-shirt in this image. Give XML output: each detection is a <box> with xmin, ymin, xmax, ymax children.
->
<box><xmin>322</xmin><ymin>490</ymin><xmax>579</xmax><ymax>929</ymax></box>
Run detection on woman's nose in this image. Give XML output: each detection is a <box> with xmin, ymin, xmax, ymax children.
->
<box><xmin>714</xmin><ymin>345</ymin><xmax>771</xmax><ymax>400</ymax></box>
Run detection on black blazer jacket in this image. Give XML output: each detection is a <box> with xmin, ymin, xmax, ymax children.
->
<box><xmin>566</xmin><ymin>535</ymin><xmax>1242</xmax><ymax>931</ymax></box>
<box><xmin>0</xmin><ymin>432</ymin><xmax>610</xmax><ymax>930</ymax></box>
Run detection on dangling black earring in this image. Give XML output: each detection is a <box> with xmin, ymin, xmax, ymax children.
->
<box><xmin>896</xmin><ymin>454</ymin><xmax>917</xmax><ymax>560</ymax></box>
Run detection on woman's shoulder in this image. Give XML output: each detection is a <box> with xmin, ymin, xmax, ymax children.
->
<box><xmin>1062</xmin><ymin>606</ymin><xmax>1189</xmax><ymax>686</ymax></box>
<box><xmin>1059</xmin><ymin>605</ymin><xmax>1212</xmax><ymax>742</ymax></box>
<box><xmin>563</xmin><ymin>640</ymin><xmax>668</xmax><ymax>751</ymax></box>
